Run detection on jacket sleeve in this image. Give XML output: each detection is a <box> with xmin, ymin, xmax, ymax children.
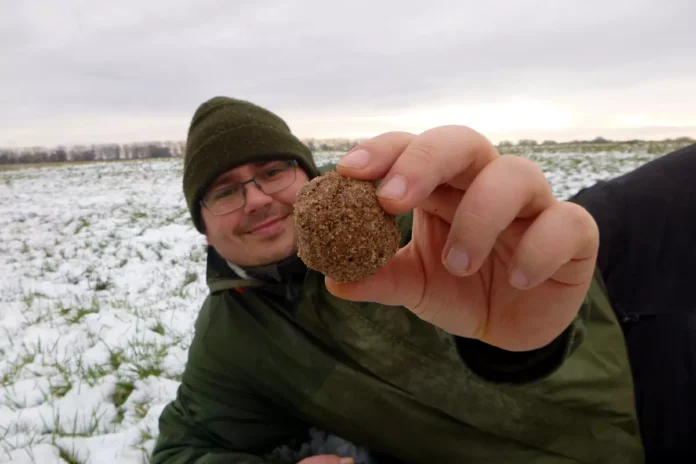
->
<box><xmin>152</xmin><ymin>298</ymin><xmax>308</xmax><ymax>464</ymax></box>
<box><xmin>453</xmin><ymin>291</ymin><xmax>589</xmax><ymax>384</ymax></box>
<box><xmin>567</xmin><ymin>142</ymin><xmax>696</xmax><ymax>319</ymax></box>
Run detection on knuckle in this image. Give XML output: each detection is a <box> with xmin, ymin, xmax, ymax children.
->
<box><xmin>403</xmin><ymin>141</ymin><xmax>446</xmax><ymax>184</ymax></box>
<box><xmin>455</xmin><ymin>207</ymin><xmax>496</xmax><ymax>240</ymax></box>
<box><xmin>422</xmin><ymin>124</ymin><xmax>473</xmax><ymax>135</ymax></box>
<box><xmin>440</xmin><ymin>124</ymin><xmax>481</xmax><ymax>141</ymax></box>
<box><xmin>521</xmin><ymin>236</ymin><xmax>553</xmax><ymax>265</ymax></box>
<box><xmin>406</xmin><ymin>141</ymin><xmax>440</xmax><ymax>167</ymax></box>
<box><xmin>352</xmin><ymin>131</ymin><xmax>414</xmax><ymax>161</ymax></box>
<box><xmin>559</xmin><ymin>202</ymin><xmax>598</xmax><ymax>241</ymax></box>
<box><xmin>499</xmin><ymin>154</ymin><xmax>545</xmax><ymax>178</ymax></box>
<box><xmin>366</xmin><ymin>131</ymin><xmax>414</xmax><ymax>153</ymax></box>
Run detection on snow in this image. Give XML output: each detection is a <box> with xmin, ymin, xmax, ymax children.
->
<box><xmin>0</xmin><ymin>151</ymin><xmax>658</xmax><ymax>462</ymax></box>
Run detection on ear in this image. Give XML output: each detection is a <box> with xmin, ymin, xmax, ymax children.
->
<box><xmin>199</xmin><ymin>208</ymin><xmax>209</xmax><ymax>238</ymax></box>
<box><xmin>202</xmin><ymin>219</ymin><xmax>211</xmax><ymax>244</ymax></box>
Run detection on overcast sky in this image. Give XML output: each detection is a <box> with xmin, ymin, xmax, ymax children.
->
<box><xmin>1</xmin><ymin>0</ymin><xmax>695</xmax><ymax>147</ymax></box>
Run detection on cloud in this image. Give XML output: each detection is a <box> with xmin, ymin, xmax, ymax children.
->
<box><xmin>1</xmin><ymin>0</ymin><xmax>695</xmax><ymax>145</ymax></box>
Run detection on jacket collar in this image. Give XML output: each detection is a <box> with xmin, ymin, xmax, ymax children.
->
<box><xmin>205</xmin><ymin>245</ymin><xmax>308</xmax><ymax>298</ymax></box>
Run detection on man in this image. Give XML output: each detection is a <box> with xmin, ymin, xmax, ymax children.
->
<box><xmin>152</xmin><ymin>96</ymin><xmax>695</xmax><ymax>463</ymax></box>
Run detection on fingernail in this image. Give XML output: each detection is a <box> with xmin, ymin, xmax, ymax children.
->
<box><xmin>340</xmin><ymin>458</ymin><xmax>355</xmax><ymax>464</ymax></box>
<box><xmin>446</xmin><ymin>246</ymin><xmax>470</xmax><ymax>275</ymax></box>
<box><xmin>509</xmin><ymin>268</ymin><xmax>530</xmax><ymax>289</ymax></box>
<box><xmin>338</xmin><ymin>149</ymin><xmax>370</xmax><ymax>169</ymax></box>
<box><xmin>376</xmin><ymin>175</ymin><xmax>407</xmax><ymax>200</ymax></box>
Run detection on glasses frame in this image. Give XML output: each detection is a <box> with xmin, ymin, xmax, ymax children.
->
<box><xmin>200</xmin><ymin>160</ymin><xmax>298</xmax><ymax>216</ymax></box>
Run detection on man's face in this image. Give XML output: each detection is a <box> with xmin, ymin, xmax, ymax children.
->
<box><xmin>201</xmin><ymin>160</ymin><xmax>310</xmax><ymax>267</ymax></box>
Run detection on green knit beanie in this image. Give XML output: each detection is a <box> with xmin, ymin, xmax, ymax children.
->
<box><xmin>183</xmin><ymin>96</ymin><xmax>320</xmax><ymax>233</ymax></box>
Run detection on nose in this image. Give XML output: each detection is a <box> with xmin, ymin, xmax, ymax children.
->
<box><xmin>242</xmin><ymin>182</ymin><xmax>273</xmax><ymax>214</ymax></box>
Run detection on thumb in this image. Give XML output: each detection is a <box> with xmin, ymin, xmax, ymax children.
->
<box><xmin>298</xmin><ymin>456</ymin><xmax>355</xmax><ymax>464</ymax></box>
<box><xmin>326</xmin><ymin>243</ymin><xmax>423</xmax><ymax>307</ymax></box>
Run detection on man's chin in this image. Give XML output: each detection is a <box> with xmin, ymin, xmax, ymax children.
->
<box><xmin>242</xmin><ymin>225</ymin><xmax>297</xmax><ymax>263</ymax></box>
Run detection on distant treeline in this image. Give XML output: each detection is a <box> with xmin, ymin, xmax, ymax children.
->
<box><xmin>1</xmin><ymin>136</ymin><xmax>694</xmax><ymax>165</ymax></box>
<box><xmin>0</xmin><ymin>141</ymin><xmax>185</xmax><ymax>165</ymax></box>
<box><xmin>495</xmin><ymin>137</ymin><xmax>695</xmax><ymax>155</ymax></box>
<box><xmin>498</xmin><ymin>136</ymin><xmax>694</xmax><ymax>146</ymax></box>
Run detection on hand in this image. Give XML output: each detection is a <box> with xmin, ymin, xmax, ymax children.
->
<box><xmin>298</xmin><ymin>455</ymin><xmax>355</xmax><ymax>464</ymax></box>
<box><xmin>327</xmin><ymin>126</ymin><xmax>599</xmax><ymax>352</ymax></box>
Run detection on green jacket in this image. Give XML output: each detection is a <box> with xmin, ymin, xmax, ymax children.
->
<box><xmin>152</xmin><ymin>209</ymin><xmax>643</xmax><ymax>463</ymax></box>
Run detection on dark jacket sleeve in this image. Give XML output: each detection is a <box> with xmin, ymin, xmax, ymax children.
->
<box><xmin>567</xmin><ymin>143</ymin><xmax>696</xmax><ymax>319</ymax></box>
<box><xmin>152</xmin><ymin>298</ymin><xmax>307</xmax><ymax>464</ymax></box>
<box><xmin>454</xmin><ymin>321</ymin><xmax>579</xmax><ymax>384</ymax></box>
<box><xmin>456</xmin><ymin>143</ymin><xmax>696</xmax><ymax>384</ymax></box>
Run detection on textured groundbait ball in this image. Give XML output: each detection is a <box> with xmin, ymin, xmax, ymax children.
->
<box><xmin>294</xmin><ymin>171</ymin><xmax>401</xmax><ymax>283</ymax></box>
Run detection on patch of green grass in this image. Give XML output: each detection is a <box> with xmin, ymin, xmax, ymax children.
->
<box><xmin>183</xmin><ymin>270</ymin><xmax>198</xmax><ymax>287</ymax></box>
<box><xmin>112</xmin><ymin>381</ymin><xmax>135</xmax><ymax>408</ymax></box>
<box><xmin>48</xmin><ymin>407</ymin><xmax>106</xmax><ymax>440</ymax></box>
<box><xmin>188</xmin><ymin>246</ymin><xmax>206</xmax><ymax>263</ymax></box>
<box><xmin>62</xmin><ymin>298</ymin><xmax>100</xmax><ymax>324</ymax></box>
<box><xmin>113</xmin><ymin>407</ymin><xmax>126</xmax><ymax>425</ymax></box>
<box><xmin>81</xmin><ymin>364</ymin><xmax>110</xmax><ymax>386</ymax></box>
<box><xmin>130</xmin><ymin>211</ymin><xmax>147</xmax><ymax>224</ymax></box>
<box><xmin>134</xmin><ymin>402</ymin><xmax>149</xmax><ymax>419</ymax></box>
<box><xmin>42</xmin><ymin>260</ymin><xmax>58</xmax><ymax>273</ymax></box>
<box><xmin>109</xmin><ymin>349</ymin><xmax>126</xmax><ymax>370</ymax></box>
<box><xmin>74</xmin><ymin>218</ymin><xmax>90</xmax><ymax>234</ymax></box>
<box><xmin>57</xmin><ymin>445</ymin><xmax>83</xmax><ymax>464</ymax></box>
<box><xmin>126</xmin><ymin>340</ymin><xmax>168</xmax><ymax>380</ymax></box>
<box><xmin>130</xmin><ymin>362</ymin><xmax>164</xmax><ymax>379</ymax></box>
<box><xmin>23</xmin><ymin>352</ymin><xmax>36</xmax><ymax>366</ymax></box>
<box><xmin>66</xmin><ymin>307</ymin><xmax>99</xmax><ymax>324</ymax></box>
<box><xmin>24</xmin><ymin>292</ymin><xmax>37</xmax><ymax>309</ymax></box>
<box><xmin>140</xmin><ymin>429</ymin><xmax>154</xmax><ymax>442</ymax></box>
<box><xmin>94</xmin><ymin>278</ymin><xmax>111</xmax><ymax>292</ymax></box>
<box><xmin>2</xmin><ymin>346</ymin><xmax>39</xmax><ymax>386</ymax></box>
<box><xmin>51</xmin><ymin>382</ymin><xmax>72</xmax><ymax>399</ymax></box>
<box><xmin>57</xmin><ymin>301</ymin><xmax>69</xmax><ymax>316</ymax></box>
<box><xmin>150</xmin><ymin>323</ymin><xmax>165</xmax><ymax>336</ymax></box>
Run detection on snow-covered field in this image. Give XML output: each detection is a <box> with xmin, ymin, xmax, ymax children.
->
<box><xmin>0</xmin><ymin>150</ymin><xmax>659</xmax><ymax>463</ymax></box>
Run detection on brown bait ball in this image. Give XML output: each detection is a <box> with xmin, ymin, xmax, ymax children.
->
<box><xmin>294</xmin><ymin>171</ymin><xmax>401</xmax><ymax>283</ymax></box>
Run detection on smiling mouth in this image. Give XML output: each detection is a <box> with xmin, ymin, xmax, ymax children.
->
<box><xmin>247</xmin><ymin>215</ymin><xmax>287</xmax><ymax>234</ymax></box>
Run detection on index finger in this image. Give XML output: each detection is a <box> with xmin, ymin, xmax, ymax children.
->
<box><xmin>340</xmin><ymin>125</ymin><xmax>499</xmax><ymax>216</ymax></box>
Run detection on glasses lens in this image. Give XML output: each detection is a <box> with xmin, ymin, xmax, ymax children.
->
<box><xmin>206</xmin><ymin>189</ymin><xmax>244</xmax><ymax>215</ymax></box>
<box><xmin>203</xmin><ymin>161</ymin><xmax>297</xmax><ymax>215</ymax></box>
<box><xmin>256</xmin><ymin>161</ymin><xmax>296</xmax><ymax>194</ymax></box>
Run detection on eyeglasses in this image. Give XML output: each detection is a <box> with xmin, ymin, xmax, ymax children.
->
<box><xmin>200</xmin><ymin>160</ymin><xmax>298</xmax><ymax>216</ymax></box>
